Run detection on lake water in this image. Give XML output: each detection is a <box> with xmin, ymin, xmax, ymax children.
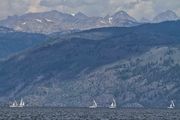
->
<box><xmin>0</xmin><ymin>107</ymin><xmax>180</xmax><ymax>120</ymax></box>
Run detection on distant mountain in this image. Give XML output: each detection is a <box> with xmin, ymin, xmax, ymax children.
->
<box><xmin>153</xmin><ymin>10</ymin><xmax>179</xmax><ymax>23</ymax></box>
<box><xmin>109</xmin><ymin>11</ymin><xmax>137</xmax><ymax>26</ymax></box>
<box><xmin>74</xmin><ymin>12</ymin><xmax>89</xmax><ymax>19</ymax></box>
<box><xmin>0</xmin><ymin>21</ymin><xmax>180</xmax><ymax>107</ymax></box>
<box><xmin>0</xmin><ymin>10</ymin><xmax>138</xmax><ymax>34</ymax></box>
<box><xmin>0</xmin><ymin>26</ymin><xmax>48</xmax><ymax>59</ymax></box>
<box><xmin>1</xmin><ymin>10</ymin><xmax>179</xmax><ymax>34</ymax></box>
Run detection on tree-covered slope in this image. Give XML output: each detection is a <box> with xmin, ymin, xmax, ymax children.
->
<box><xmin>0</xmin><ymin>27</ymin><xmax>48</xmax><ymax>59</ymax></box>
<box><xmin>0</xmin><ymin>21</ymin><xmax>180</xmax><ymax>107</ymax></box>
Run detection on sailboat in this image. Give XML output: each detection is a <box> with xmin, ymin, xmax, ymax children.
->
<box><xmin>9</xmin><ymin>98</ymin><xmax>25</xmax><ymax>108</ymax></box>
<box><xmin>9</xmin><ymin>100</ymin><xmax>18</xmax><ymax>107</ymax></box>
<box><xmin>89</xmin><ymin>99</ymin><xmax>97</xmax><ymax>108</ymax></box>
<box><xmin>109</xmin><ymin>98</ymin><xmax>116</xmax><ymax>108</ymax></box>
<box><xmin>19</xmin><ymin>99</ymin><xmax>25</xmax><ymax>107</ymax></box>
<box><xmin>168</xmin><ymin>100</ymin><xmax>175</xmax><ymax>109</ymax></box>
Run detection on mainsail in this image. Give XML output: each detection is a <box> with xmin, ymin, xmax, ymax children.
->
<box><xmin>19</xmin><ymin>99</ymin><xmax>25</xmax><ymax>107</ymax></box>
<box><xmin>10</xmin><ymin>100</ymin><xmax>18</xmax><ymax>107</ymax></box>
<box><xmin>9</xmin><ymin>98</ymin><xmax>25</xmax><ymax>108</ymax></box>
<box><xmin>109</xmin><ymin>98</ymin><xmax>116</xmax><ymax>108</ymax></box>
<box><xmin>168</xmin><ymin>100</ymin><xmax>175</xmax><ymax>109</ymax></box>
<box><xmin>89</xmin><ymin>99</ymin><xmax>97</xmax><ymax>108</ymax></box>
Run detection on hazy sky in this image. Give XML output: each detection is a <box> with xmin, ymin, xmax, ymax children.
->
<box><xmin>0</xmin><ymin>0</ymin><xmax>180</xmax><ymax>20</ymax></box>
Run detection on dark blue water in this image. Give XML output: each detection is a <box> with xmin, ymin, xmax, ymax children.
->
<box><xmin>0</xmin><ymin>107</ymin><xmax>180</xmax><ymax>120</ymax></box>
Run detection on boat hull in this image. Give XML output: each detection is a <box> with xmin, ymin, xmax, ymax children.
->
<box><xmin>89</xmin><ymin>106</ymin><xmax>97</xmax><ymax>108</ymax></box>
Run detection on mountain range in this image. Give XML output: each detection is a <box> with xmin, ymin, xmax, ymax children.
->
<box><xmin>0</xmin><ymin>21</ymin><xmax>180</xmax><ymax>108</ymax></box>
<box><xmin>0</xmin><ymin>10</ymin><xmax>138</xmax><ymax>34</ymax></box>
<box><xmin>0</xmin><ymin>10</ymin><xmax>179</xmax><ymax>34</ymax></box>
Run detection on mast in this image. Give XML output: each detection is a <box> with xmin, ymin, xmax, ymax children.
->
<box><xmin>10</xmin><ymin>100</ymin><xmax>18</xmax><ymax>107</ymax></box>
<box><xmin>19</xmin><ymin>98</ymin><xmax>25</xmax><ymax>107</ymax></box>
<box><xmin>14</xmin><ymin>100</ymin><xmax>18</xmax><ymax>106</ymax></box>
<box><xmin>89</xmin><ymin>99</ymin><xmax>97</xmax><ymax>108</ymax></box>
<box><xmin>113</xmin><ymin>98</ymin><xmax>116</xmax><ymax>107</ymax></box>
<box><xmin>168</xmin><ymin>100</ymin><xmax>175</xmax><ymax>109</ymax></box>
<box><xmin>109</xmin><ymin>98</ymin><xmax>116</xmax><ymax>108</ymax></box>
<box><xmin>93</xmin><ymin>99</ymin><xmax>97</xmax><ymax>107</ymax></box>
<box><xmin>171</xmin><ymin>100</ymin><xmax>175</xmax><ymax>107</ymax></box>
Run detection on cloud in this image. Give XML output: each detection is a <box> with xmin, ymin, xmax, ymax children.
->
<box><xmin>40</xmin><ymin>0</ymin><xmax>110</xmax><ymax>16</ymax></box>
<box><xmin>0</xmin><ymin>0</ymin><xmax>48</xmax><ymax>20</ymax></box>
<box><xmin>0</xmin><ymin>0</ymin><xmax>30</xmax><ymax>19</ymax></box>
<box><xmin>0</xmin><ymin>0</ymin><xmax>180</xmax><ymax>20</ymax></box>
<box><xmin>127</xmin><ymin>0</ymin><xmax>155</xmax><ymax>20</ymax></box>
<box><xmin>39</xmin><ymin>0</ymin><xmax>180</xmax><ymax>19</ymax></box>
<box><xmin>107</xmin><ymin>0</ymin><xmax>155</xmax><ymax>19</ymax></box>
<box><xmin>40</xmin><ymin>0</ymin><xmax>108</xmax><ymax>7</ymax></box>
<box><xmin>27</xmin><ymin>0</ymin><xmax>48</xmax><ymax>13</ymax></box>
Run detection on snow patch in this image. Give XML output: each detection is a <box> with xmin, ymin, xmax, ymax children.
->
<box><xmin>22</xmin><ymin>22</ymin><xmax>26</xmax><ymax>25</ymax></box>
<box><xmin>35</xmin><ymin>19</ymin><xmax>42</xmax><ymax>23</ymax></box>
<box><xmin>109</xmin><ymin>17</ymin><xmax>113</xmax><ymax>24</ymax></box>
<box><xmin>100</xmin><ymin>20</ymin><xmax>106</xmax><ymax>24</ymax></box>
<box><xmin>71</xmin><ymin>13</ymin><xmax>75</xmax><ymax>16</ymax></box>
<box><xmin>15</xmin><ymin>26</ymin><xmax>22</xmax><ymax>31</ymax></box>
<box><xmin>45</xmin><ymin>18</ymin><xmax>53</xmax><ymax>22</ymax></box>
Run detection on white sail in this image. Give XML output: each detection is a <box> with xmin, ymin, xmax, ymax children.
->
<box><xmin>171</xmin><ymin>100</ymin><xmax>175</xmax><ymax>107</ymax></box>
<box><xmin>109</xmin><ymin>98</ymin><xmax>116</xmax><ymax>108</ymax></box>
<box><xmin>9</xmin><ymin>99</ymin><xmax>25</xmax><ymax>108</ymax></box>
<box><xmin>168</xmin><ymin>100</ymin><xmax>175</xmax><ymax>109</ymax></box>
<box><xmin>89</xmin><ymin>99</ymin><xmax>97</xmax><ymax>108</ymax></box>
<box><xmin>10</xmin><ymin>100</ymin><xmax>19</xmax><ymax>107</ymax></box>
<box><xmin>19</xmin><ymin>99</ymin><xmax>25</xmax><ymax>107</ymax></box>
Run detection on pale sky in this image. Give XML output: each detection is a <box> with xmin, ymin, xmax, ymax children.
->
<box><xmin>0</xmin><ymin>0</ymin><xmax>180</xmax><ymax>20</ymax></box>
